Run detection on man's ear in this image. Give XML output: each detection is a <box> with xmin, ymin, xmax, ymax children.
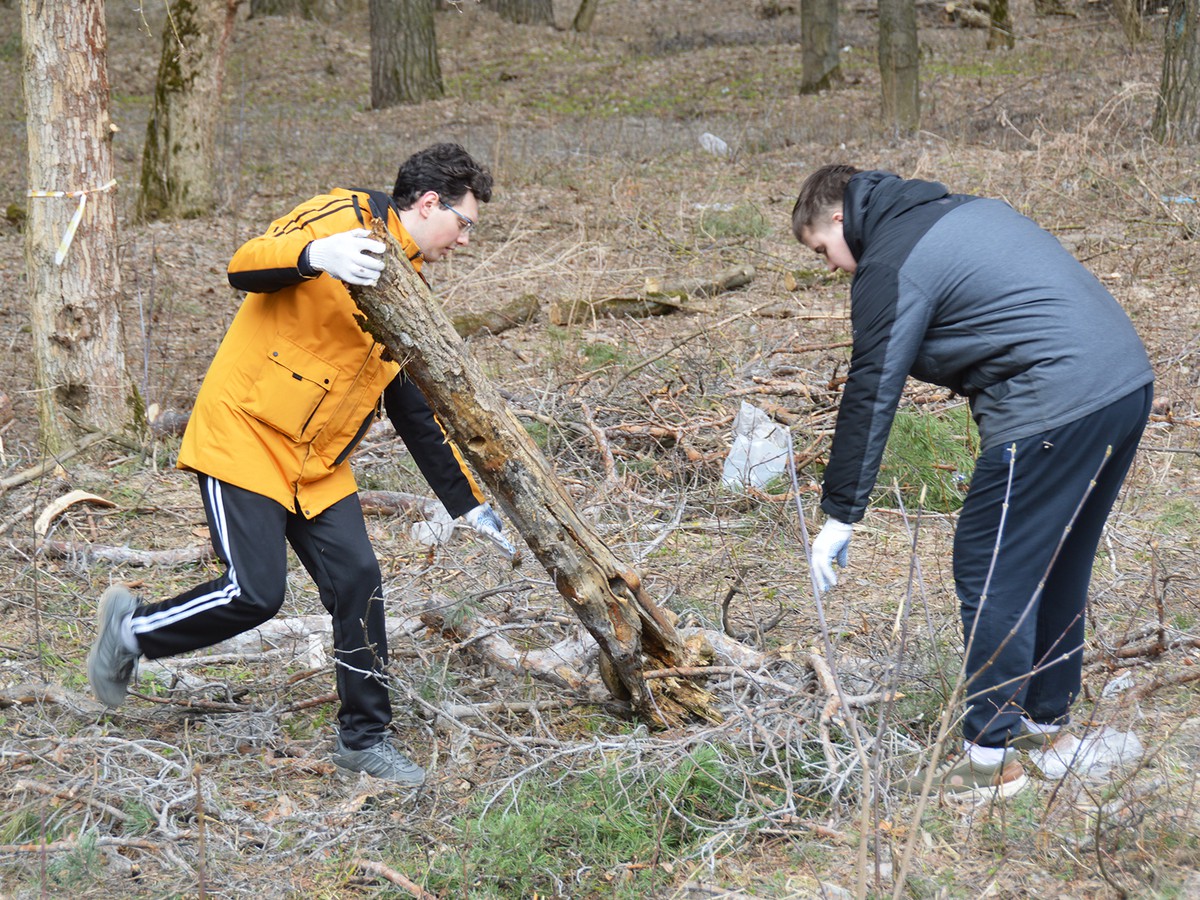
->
<box><xmin>831</xmin><ymin>208</ymin><xmax>845</xmax><ymax>225</ymax></box>
<box><xmin>416</xmin><ymin>190</ymin><xmax>439</xmax><ymax>217</ymax></box>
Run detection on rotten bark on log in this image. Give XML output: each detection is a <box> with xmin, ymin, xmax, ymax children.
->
<box><xmin>349</xmin><ymin>222</ymin><xmax>720</xmax><ymax>727</ymax></box>
<box><xmin>550</xmin><ymin>264</ymin><xmax>755</xmax><ymax>325</ymax></box>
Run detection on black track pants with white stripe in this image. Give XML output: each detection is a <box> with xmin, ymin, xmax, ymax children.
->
<box><xmin>130</xmin><ymin>475</ymin><xmax>392</xmax><ymax>749</ymax></box>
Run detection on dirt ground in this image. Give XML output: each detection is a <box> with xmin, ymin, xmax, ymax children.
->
<box><xmin>2</xmin><ymin>0</ymin><xmax>1200</xmax><ymax>897</ymax></box>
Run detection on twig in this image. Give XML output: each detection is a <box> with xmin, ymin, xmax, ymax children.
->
<box><xmin>0</xmin><ymin>431</ymin><xmax>111</xmax><ymax>491</ymax></box>
<box><xmin>351</xmin><ymin>857</ymin><xmax>438</xmax><ymax>898</ymax></box>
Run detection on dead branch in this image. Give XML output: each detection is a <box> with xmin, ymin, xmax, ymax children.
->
<box><xmin>351</xmin><ymin>857</ymin><xmax>439</xmax><ymax>899</ymax></box>
<box><xmin>11</xmin><ymin>778</ymin><xmax>130</xmax><ymax>823</ymax></box>
<box><xmin>0</xmin><ymin>682</ymin><xmax>105</xmax><ymax>713</ymax></box>
<box><xmin>453</xmin><ymin>293</ymin><xmax>540</xmax><ymax>337</ymax></box>
<box><xmin>550</xmin><ymin>264</ymin><xmax>755</xmax><ymax>325</ymax></box>
<box><xmin>421</xmin><ymin>603</ymin><xmax>590</xmax><ymax>690</ymax></box>
<box><xmin>0</xmin><ymin>430</ymin><xmax>110</xmax><ymax>491</ymax></box>
<box><xmin>358</xmin><ymin>489</ymin><xmax>444</xmax><ymax>517</ymax></box>
<box><xmin>29</xmin><ymin>539</ymin><xmax>212</xmax><ymax>567</ymax></box>
<box><xmin>349</xmin><ymin>222</ymin><xmax>719</xmax><ymax>726</ymax></box>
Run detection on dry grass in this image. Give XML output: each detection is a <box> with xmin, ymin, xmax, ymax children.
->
<box><xmin>1</xmin><ymin>0</ymin><xmax>1199</xmax><ymax>897</ymax></box>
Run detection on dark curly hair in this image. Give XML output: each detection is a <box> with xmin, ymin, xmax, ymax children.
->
<box><xmin>392</xmin><ymin>143</ymin><xmax>493</xmax><ymax>208</ymax></box>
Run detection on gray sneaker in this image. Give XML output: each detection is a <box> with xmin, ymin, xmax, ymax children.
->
<box><xmin>332</xmin><ymin>735</ymin><xmax>426</xmax><ymax>786</ymax></box>
<box><xmin>87</xmin><ymin>586</ymin><xmax>140</xmax><ymax>708</ymax></box>
<box><xmin>897</xmin><ymin>748</ymin><xmax>1028</xmax><ymax>802</ymax></box>
<box><xmin>1007</xmin><ymin>725</ymin><xmax>1065</xmax><ymax>752</ymax></box>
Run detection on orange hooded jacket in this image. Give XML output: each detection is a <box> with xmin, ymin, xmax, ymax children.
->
<box><xmin>177</xmin><ymin>188</ymin><xmax>483</xmax><ymax>518</ymax></box>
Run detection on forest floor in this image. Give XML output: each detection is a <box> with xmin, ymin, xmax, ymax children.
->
<box><xmin>2</xmin><ymin>0</ymin><xmax>1200</xmax><ymax>897</ymax></box>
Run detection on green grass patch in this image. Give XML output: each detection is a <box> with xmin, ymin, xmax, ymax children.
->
<box><xmin>877</xmin><ymin>404</ymin><xmax>978</xmax><ymax>513</ymax></box>
<box><xmin>698</xmin><ymin>203</ymin><xmax>771</xmax><ymax>240</ymax></box>
<box><xmin>376</xmin><ymin>745</ymin><xmax>797</xmax><ymax>898</ymax></box>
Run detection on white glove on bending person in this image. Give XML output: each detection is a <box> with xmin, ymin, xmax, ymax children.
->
<box><xmin>810</xmin><ymin>518</ymin><xmax>853</xmax><ymax>592</ymax></box>
<box><xmin>463</xmin><ymin>503</ymin><xmax>516</xmax><ymax>559</ymax></box>
<box><xmin>306</xmin><ymin>229</ymin><xmax>386</xmax><ymax>286</ymax></box>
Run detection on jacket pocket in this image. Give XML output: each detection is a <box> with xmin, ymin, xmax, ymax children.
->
<box><xmin>240</xmin><ymin>339</ymin><xmax>340</xmax><ymax>441</ymax></box>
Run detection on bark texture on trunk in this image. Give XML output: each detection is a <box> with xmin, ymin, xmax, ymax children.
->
<box><xmin>1154</xmin><ymin>0</ymin><xmax>1200</xmax><ymax>143</ymax></box>
<box><xmin>22</xmin><ymin>0</ymin><xmax>133</xmax><ymax>450</ymax></box>
<box><xmin>370</xmin><ymin>0</ymin><xmax>443</xmax><ymax>108</ymax></box>
<box><xmin>878</xmin><ymin>0</ymin><xmax>921</xmax><ymax>134</ymax></box>
<box><xmin>483</xmin><ymin>0</ymin><xmax>555</xmax><ymax>25</ymax></box>
<box><xmin>801</xmin><ymin>0</ymin><xmax>840</xmax><ymax>93</ymax></box>
<box><xmin>349</xmin><ymin>223</ymin><xmax>719</xmax><ymax>726</ymax></box>
<box><xmin>137</xmin><ymin>0</ymin><xmax>237</xmax><ymax>220</ymax></box>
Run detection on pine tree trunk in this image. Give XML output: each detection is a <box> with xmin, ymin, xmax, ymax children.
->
<box><xmin>249</xmin><ymin>0</ymin><xmax>338</xmax><ymax>18</ymax></box>
<box><xmin>137</xmin><ymin>0</ymin><xmax>237</xmax><ymax>221</ymax></box>
<box><xmin>348</xmin><ymin>223</ymin><xmax>720</xmax><ymax>727</ymax></box>
<box><xmin>483</xmin><ymin>0</ymin><xmax>555</xmax><ymax>25</ymax></box>
<box><xmin>878</xmin><ymin>0</ymin><xmax>921</xmax><ymax>134</ymax></box>
<box><xmin>370</xmin><ymin>0</ymin><xmax>443</xmax><ymax>108</ymax></box>
<box><xmin>21</xmin><ymin>0</ymin><xmax>134</xmax><ymax>451</ymax></box>
<box><xmin>1154</xmin><ymin>0</ymin><xmax>1200</xmax><ymax>143</ymax></box>
<box><xmin>987</xmin><ymin>0</ymin><xmax>1015</xmax><ymax>49</ymax></box>
<box><xmin>572</xmin><ymin>0</ymin><xmax>600</xmax><ymax>32</ymax></box>
<box><xmin>801</xmin><ymin>0</ymin><xmax>840</xmax><ymax>93</ymax></box>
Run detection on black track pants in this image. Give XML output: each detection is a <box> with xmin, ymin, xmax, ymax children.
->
<box><xmin>130</xmin><ymin>475</ymin><xmax>392</xmax><ymax>748</ymax></box>
<box><xmin>953</xmin><ymin>384</ymin><xmax>1152</xmax><ymax>747</ymax></box>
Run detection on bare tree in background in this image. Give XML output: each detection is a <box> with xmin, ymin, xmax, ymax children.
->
<box><xmin>878</xmin><ymin>0</ymin><xmax>920</xmax><ymax>134</ymax></box>
<box><xmin>801</xmin><ymin>0</ymin><xmax>840</xmax><ymax>93</ymax></box>
<box><xmin>988</xmin><ymin>0</ymin><xmax>1015</xmax><ymax>49</ymax></box>
<box><xmin>21</xmin><ymin>0</ymin><xmax>134</xmax><ymax>450</ymax></box>
<box><xmin>572</xmin><ymin>0</ymin><xmax>600</xmax><ymax>31</ymax></box>
<box><xmin>137</xmin><ymin>0</ymin><xmax>240</xmax><ymax>221</ymax></box>
<box><xmin>249</xmin><ymin>0</ymin><xmax>337</xmax><ymax>18</ymax></box>
<box><xmin>483</xmin><ymin>0</ymin><xmax>555</xmax><ymax>25</ymax></box>
<box><xmin>370</xmin><ymin>0</ymin><xmax>443</xmax><ymax>108</ymax></box>
<box><xmin>1153</xmin><ymin>0</ymin><xmax>1200</xmax><ymax>143</ymax></box>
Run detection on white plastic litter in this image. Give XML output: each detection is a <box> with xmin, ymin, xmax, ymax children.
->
<box><xmin>1029</xmin><ymin>726</ymin><xmax>1144</xmax><ymax>780</ymax></box>
<box><xmin>721</xmin><ymin>401</ymin><xmax>791</xmax><ymax>490</ymax></box>
<box><xmin>409</xmin><ymin>503</ymin><xmax>455</xmax><ymax>546</ymax></box>
<box><xmin>1101</xmin><ymin>670</ymin><xmax>1136</xmax><ymax>698</ymax></box>
<box><xmin>699</xmin><ymin>132</ymin><xmax>730</xmax><ymax>157</ymax></box>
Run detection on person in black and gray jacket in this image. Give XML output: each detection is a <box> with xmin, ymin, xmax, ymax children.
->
<box><xmin>791</xmin><ymin>165</ymin><xmax>1154</xmax><ymax>801</ymax></box>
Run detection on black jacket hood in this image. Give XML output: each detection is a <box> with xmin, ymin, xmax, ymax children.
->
<box><xmin>843</xmin><ymin>171</ymin><xmax>950</xmax><ymax>261</ymax></box>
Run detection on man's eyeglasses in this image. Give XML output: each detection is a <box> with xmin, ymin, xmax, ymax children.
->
<box><xmin>440</xmin><ymin>201</ymin><xmax>475</xmax><ymax>233</ymax></box>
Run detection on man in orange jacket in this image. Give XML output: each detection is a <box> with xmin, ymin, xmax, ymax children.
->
<box><xmin>88</xmin><ymin>143</ymin><xmax>510</xmax><ymax>785</ymax></box>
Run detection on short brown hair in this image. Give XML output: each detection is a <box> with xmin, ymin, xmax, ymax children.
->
<box><xmin>791</xmin><ymin>164</ymin><xmax>860</xmax><ymax>241</ymax></box>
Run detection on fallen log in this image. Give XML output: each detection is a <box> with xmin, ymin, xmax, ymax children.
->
<box><xmin>349</xmin><ymin>222</ymin><xmax>720</xmax><ymax>727</ymax></box>
<box><xmin>550</xmin><ymin>264</ymin><xmax>755</xmax><ymax>325</ymax></box>
<box><xmin>453</xmin><ymin>293</ymin><xmax>539</xmax><ymax>337</ymax></box>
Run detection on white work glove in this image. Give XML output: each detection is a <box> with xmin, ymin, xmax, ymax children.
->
<box><xmin>810</xmin><ymin>518</ymin><xmax>853</xmax><ymax>592</ymax></box>
<box><xmin>463</xmin><ymin>503</ymin><xmax>516</xmax><ymax>558</ymax></box>
<box><xmin>307</xmin><ymin>229</ymin><xmax>386</xmax><ymax>286</ymax></box>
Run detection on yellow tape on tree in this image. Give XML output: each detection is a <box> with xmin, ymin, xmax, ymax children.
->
<box><xmin>27</xmin><ymin>179</ymin><xmax>118</xmax><ymax>266</ymax></box>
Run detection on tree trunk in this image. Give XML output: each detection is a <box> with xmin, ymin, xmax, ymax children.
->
<box><xmin>370</xmin><ymin>0</ymin><xmax>443</xmax><ymax>108</ymax></box>
<box><xmin>21</xmin><ymin>0</ymin><xmax>135</xmax><ymax>451</ymax></box>
<box><xmin>348</xmin><ymin>223</ymin><xmax>720</xmax><ymax>727</ymax></box>
<box><xmin>987</xmin><ymin>0</ymin><xmax>1015</xmax><ymax>49</ymax></box>
<box><xmin>137</xmin><ymin>0</ymin><xmax>238</xmax><ymax>221</ymax></box>
<box><xmin>249</xmin><ymin>0</ymin><xmax>338</xmax><ymax>18</ymax></box>
<box><xmin>1153</xmin><ymin>0</ymin><xmax>1200</xmax><ymax>143</ymax></box>
<box><xmin>483</xmin><ymin>0</ymin><xmax>555</xmax><ymax>25</ymax></box>
<box><xmin>1113</xmin><ymin>0</ymin><xmax>1144</xmax><ymax>43</ymax></box>
<box><xmin>572</xmin><ymin>0</ymin><xmax>600</xmax><ymax>31</ymax></box>
<box><xmin>878</xmin><ymin>0</ymin><xmax>921</xmax><ymax>134</ymax></box>
<box><xmin>800</xmin><ymin>0</ymin><xmax>840</xmax><ymax>93</ymax></box>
